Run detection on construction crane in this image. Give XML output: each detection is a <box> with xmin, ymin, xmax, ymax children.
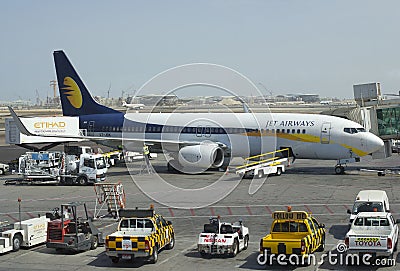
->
<box><xmin>258</xmin><ymin>82</ymin><xmax>273</xmax><ymax>97</ymax></box>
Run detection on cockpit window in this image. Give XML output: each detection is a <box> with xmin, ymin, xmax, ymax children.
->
<box><xmin>344</xmin><ymin>127</ymin><xmax>366</xmax><ymax>134</ymax></box>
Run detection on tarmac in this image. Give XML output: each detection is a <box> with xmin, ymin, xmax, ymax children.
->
<box><xmin>0</xmin><ymin>146</ymin><xmax>400</xmax><ymax>270</ymax></box>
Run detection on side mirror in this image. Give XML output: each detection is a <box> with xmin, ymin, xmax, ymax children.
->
<box><xmin>396</xmin><ymin>219</ymin><xmax>400</xmax><ymax>224</ymax></box>
<box><xmin>347</xmin><ymin>209</ymin><xmax>351</xmax><ymax>214</ymax></box>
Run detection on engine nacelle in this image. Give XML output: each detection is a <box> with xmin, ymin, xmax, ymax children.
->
<box><xmin>178</xmin><ymin>144</ymin><xmax>224</xmax><ymax>171</ymax></box>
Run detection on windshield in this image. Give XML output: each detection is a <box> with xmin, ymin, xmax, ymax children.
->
<box><xmin>344</xmin><ymin>127</ymin><xmax>366</xmax><ymax>134</ymax></box>
<box><xmin>352</xmin><ymin>202</ymin><xmax>383</xmax><ymax>214</ymax></box>
<box><xmin>120</xmin><ymin>218</ymin><xmax>154</xmax><ymax>229</ymax></box>
<box><xmin>95</xmin><ymin>157</ymin><xmax>106</xmax><ymax>169</ymax></box>
<box><xmin>272</xmin><ymin>222</ymin><xmax>308</xmax><ymax>232</ymax></box>
<box><xmin>353</xmin><ymin>217</ymin><xmax>389</xmax><ymax>227</ymax></box>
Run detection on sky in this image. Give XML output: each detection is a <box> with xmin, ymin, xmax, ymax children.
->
<box><xmin>1</xmin><ymin>0</ymin><xmax>400</xmax><ymax>101</ymax></box>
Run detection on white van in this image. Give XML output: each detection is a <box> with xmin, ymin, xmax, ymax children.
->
<box><xmin>347</xmin><ymin>190</ymin><xmax>390</xmax><ymax>224</ymax></box>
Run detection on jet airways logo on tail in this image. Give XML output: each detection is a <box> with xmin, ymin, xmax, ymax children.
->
<box><xmin>61</xmin><ymin>77</ymin><xmax>82</xmax><ymax>108</ymax></box>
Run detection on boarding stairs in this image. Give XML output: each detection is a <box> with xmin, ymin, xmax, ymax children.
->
<box><xmin>236</xmin><ymin>148</ymin><xmax>292</xmax><ymax>177</ymax></box>
<box><xmin>94</xmin><ymin>182</ymin><xmax>126</xmax><ymax>219</ymax></box>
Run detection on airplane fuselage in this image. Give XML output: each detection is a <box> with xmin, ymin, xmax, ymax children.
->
<box><xmin>78</xmin><ymin>112</ymin><xmax>383</xmax><ymax>161</ymax></box>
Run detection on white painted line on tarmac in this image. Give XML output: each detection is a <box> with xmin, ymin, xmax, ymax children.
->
<box><xmin>158</xmin><ymin>243</ymin><xmax>197</xmax><ymax>266</ymax></box>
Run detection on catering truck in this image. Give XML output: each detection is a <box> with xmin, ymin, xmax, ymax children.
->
<box><xmin>345</xmin><ymin>212</ymin><xmax>399</xmax><ymax>262</ymax></box>
<box><xmin>197</xmin><ymin>217</ymin><xmax>249</xmax><ymax>257</ymax></box>
<box><xmin>0</xmin><ymin>216</ymin><xmax>49</xmax><ymax>253</ymax></box>
<box><xmin>17</xmin><ymin>150</ymin><xmax>107</xmax><ymax>185</ymax></box>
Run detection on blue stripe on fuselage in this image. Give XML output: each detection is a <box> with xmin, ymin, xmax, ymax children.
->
<box><xmin>78</xmin><ymin>113</ymin><xmax>281</xmax><ymax>135</ymax></box>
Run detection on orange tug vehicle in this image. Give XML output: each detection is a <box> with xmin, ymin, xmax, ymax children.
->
<box><xmin>46</xmin><ymin>202</ymin><xmax>104</xmax><ymax>252</ymax></box>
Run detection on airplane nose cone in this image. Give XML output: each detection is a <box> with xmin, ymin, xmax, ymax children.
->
<box><xmin>368</xmin><ymin>134</ymin><xmax>384</xmax><ymax>153</ymax></box>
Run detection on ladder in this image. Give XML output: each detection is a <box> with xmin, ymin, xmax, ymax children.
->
<box><xmin>94</xmin><ymin>182</ymin><xmax>126</xmax><ymax>219</ymax></box>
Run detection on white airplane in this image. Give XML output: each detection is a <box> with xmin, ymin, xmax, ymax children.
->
<box><xmin>9</xmin><ymin>50</ymin><xmax>385</xmax><ymax>175</ymax></box>
<box><xmin>122</xmin><ymin>101</ymin><xmax>145</xmax><ymax>110</ymax></box>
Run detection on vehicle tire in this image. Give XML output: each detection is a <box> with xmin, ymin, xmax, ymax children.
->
<box><xmin>90</xmin><ymin>235</ymin><xmax>99</xmax><ymax>250</ymax></box>
<box><xmin>0</xmin><ymin>169</ymin><xmax>4</xmax><ymax>175</ymax></box>
<box><xmin>257</xmin><ymin>170</ymin><xmax>264</xmax><ymax>179</ymax></box>
<box><xmin>167</xmin><ymin>235</ymin><xmax>175</xmax><ymax>250</ymax></box>
<box><xmin>335</xmin><ymin>166</ymin><xmax>344</xmax><ymax>175</ymax></box>
<box><xmin>275</xmin><ymin>167</ymin><xmax>282</xmax><ymax>176</ymax></box>
<box><xmin>12</xmin><ymin>234</ymin><xmax>22</xmax><ymax>252</ymax></box>
<box><xmin>149</xmin><ymin>246</ymin><xmax>158</xmax><ymax>264</ymax></box>
<box><xmin>317</xmin><ymin>236</ymin><xmax>325</xmax><ymax>252</ymax></box>
<box><xmin>111</xmin><ymin>257</ymin><xmax>119</xmax><ymax>263</ymax></box>
<box><xmin>243</xmin><ymin>235</ymin><xmax>249</xmax><ymax>250</ymax></box>
<box><xmin>200</xmin><ymin>251</ymin><xmax>207</xmax><ymax>258</ymax></box>
<box><xmin>76</xmin><ymin>176</ymin><xmax>88</xmax><ymax>186</ymax></box>
<box><xmin>231</xmin><ymin>240</ymin><xmax>239</xmax><ymax>257</ymax></box>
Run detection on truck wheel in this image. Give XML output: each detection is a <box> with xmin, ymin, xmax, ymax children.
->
<box><xmin>149</xmin><ymin>246</ymin><xmax>158</xmax><ymax>264</ymax></box>
<box><xmin>0</xmin><ymin>169</ymin><xmax>4</xmax><ymax>175</ymax></box>
<box><xmin>12</xmin><ymin>234</ymin><xmax>22</xmax><ymax>251</ymax></box>
<box><xmin>317</xmin><ymin>236</ymin><xmax>325</xmax><ymax>252</ymax></box>
<box><xmin>76</xmin><ymin>176</ymin><xmax>88</xmax><ymax>186</ymax></box>
<box><xmin>111</xmin><ymin>257</ymin><xmax>119</xmax><ymax>263</ymax></box>
<box><xmin>90</xmin><ymin>235</ymin><xmax>99</xmax><ymax>250</ymax></box>
<box><xmin>167</xmin><ymin>235</ymin><xmax>175</xmax><ymax>249</ymax></box>
<box><xmin>243</xmin><ymin>235</ymin><xmax>249</xmax><ymax>250</ymax></box>
<box><xmin>231</xmin><ymin>240</ymin><xmax>239</xmax><ymax>257</ymax></box>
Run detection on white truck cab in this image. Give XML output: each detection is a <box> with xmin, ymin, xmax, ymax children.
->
<box><xmin>347</xmin><ymin>190</ymin><xmax>390</xmax><ymax>225</ymax></box>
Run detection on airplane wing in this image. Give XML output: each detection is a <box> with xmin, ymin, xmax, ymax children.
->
<box><xmin>8</xmin><ymin>107</ymin><xmax>226</xmax><ymax>148</ymax></box>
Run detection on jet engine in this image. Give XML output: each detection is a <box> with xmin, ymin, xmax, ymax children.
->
<box><xmin>178</xmin><ymin>144</ymin><xmax>224</xmax><ymax>171</ymax></box>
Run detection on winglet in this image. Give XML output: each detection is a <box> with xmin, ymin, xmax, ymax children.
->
<box><xmin>8</xmin><ymin>106</ymin><xmax>34</xmax><ymax>136</ymax></box>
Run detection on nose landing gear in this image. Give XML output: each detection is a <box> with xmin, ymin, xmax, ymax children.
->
<box><xmin>335</xmin><ymin>157</ymin><xmax>360</xmax><ymax>175</ymax></box>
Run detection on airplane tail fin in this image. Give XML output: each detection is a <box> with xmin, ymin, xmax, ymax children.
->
<box><xmin>53</xmin><ymin>50</ymin><xmax>119</xmax><ymax>116</ymax></box>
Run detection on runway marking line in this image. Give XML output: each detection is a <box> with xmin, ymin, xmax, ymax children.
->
<box><xmin>26</xmin><ymin>212</ymin><xmax>35</xmax><ymax>218</ymax></box>
<box><xmin>304</xmin><ymin>204</ymin><xmax>312</xmax><ymax>213</ymax></box>
<box><xmin>158</xmin><ymin>243</ymin><xmax>197</xmax><ymax>266</ymax></box>
<box><xmin>324</xmin><ymin>205</ymin><xmax>334</xmax><ymax>214</ymax></box>
<box><xmin>246</xmin><ymin>206</ymin><xmax>253</xmax><ymax>215</ymax></box>
<box><xmin>5</xmin><ymin>214</ymin><xmax>18</xmax><ymax>222</ymax></box>
<box><xmin>210</xmin><ymin>207</ymin><xmax>215</xmax><ymax>216</ymax></box>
